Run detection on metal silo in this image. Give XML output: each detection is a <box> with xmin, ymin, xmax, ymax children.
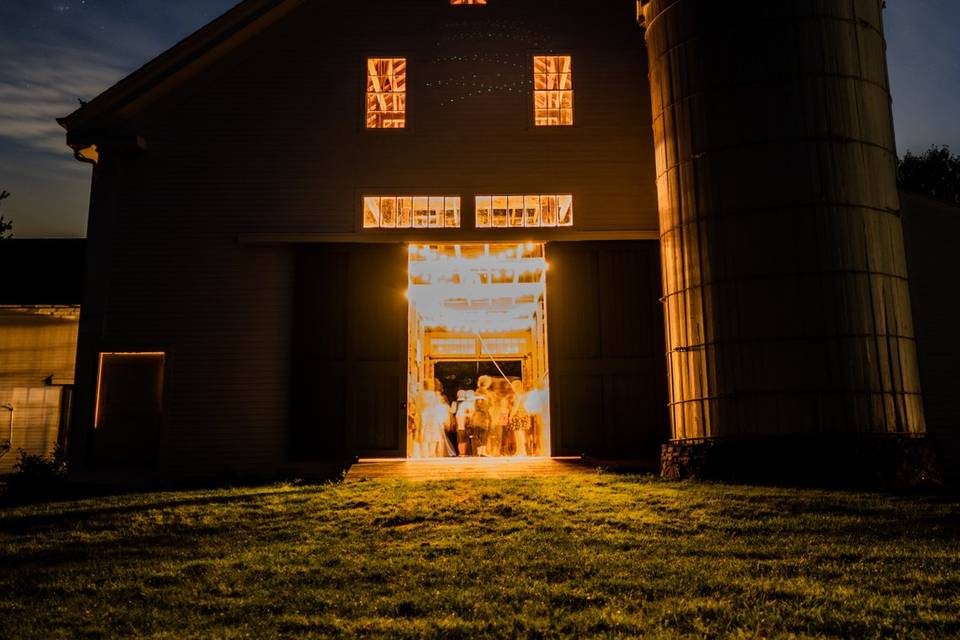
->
<box><xmin>639</xmin><ymin>0</ymin><xmax>939</xmax><ymax>484</ymax></box>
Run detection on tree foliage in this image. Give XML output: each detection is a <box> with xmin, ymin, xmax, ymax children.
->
<box><xmin>897</xmin><ymin>145</ymin><xmax>960</xmax><ymax>205</ymax></box>
<box><xmin>0</xmin><ymin>190</ymin><xmax>11</xmax><ymax>239</ymax></box>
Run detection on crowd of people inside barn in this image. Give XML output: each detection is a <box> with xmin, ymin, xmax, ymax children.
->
<box><xmin>409</xmin><ymin>375</ymin><xmax>547</xmax><ymax>458</ymax></box>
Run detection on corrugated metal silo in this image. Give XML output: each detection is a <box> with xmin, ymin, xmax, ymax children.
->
<box><xmin>638</xmin><ymin>0</ymin><xmax>939</xmax><ymax>484</ymax></box>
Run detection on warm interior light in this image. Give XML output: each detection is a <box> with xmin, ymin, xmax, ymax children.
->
<box><xmin>476</xmin><ymin>195</ymin><xmax>574</xmax><ymax>228</ymax></box>
<box><xmin>450</xmin><ymin>0</ymin><xmax>486</xmax><ymax>4</ymax></box>
<box><xmin>364</xmin><ymin>196</ymin><xmax>461</xmax><ymax>229</ymax></box>
<box><xmin>366</xmin><ymin>58</ymin><xmax>406</xmax><ymax>129</ymax></box>
<box><xmin>534</xmin><ymin>55</ymin><xmax>574</xmax><ymax>126</ymax></box>
<box><xmin>406</xmin><ymin>244</ymin><xmax>551</xmax><ymax>460</ymax></box>
<box><xmin>76</xmin><ymin>145</ymin><xmax>99</xmax><ymax>164</ymax></box>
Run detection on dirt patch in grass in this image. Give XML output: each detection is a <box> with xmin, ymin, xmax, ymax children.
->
<box><xmin>1</xmin><ymin>475</ymin><xmax>958</xmax><ymax>639</ymax></box>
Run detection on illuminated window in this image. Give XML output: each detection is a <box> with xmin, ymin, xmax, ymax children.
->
<box><xmin>451</xmin><ymin>0</ymin><xmax>486</xmax><ymax>4</ymax></box>
<box><xmin>534</xmin><ymin>55</ymin><xmax>573</xmax><ymax>126</ymax></box>
<box><xmin>366</xmin><ymin>58</ymin><xmax>406</xmax><ymax>129</ymax></box>
<box><xmin>432</xmin><ymin>338</ymin><xmax>476</xmax><ymax>357</ymax></box>
<box><xmin>485</xmin><ymin>338</ymin><xmax>526</xmax><ymax>355</ymax></box>
<box><xmin>364</xmin><ymin>196</ymin><xmax>461</xmax><ymax>229</ymax></box>
<box><xmin>476</xmin><ymin>195</ymin><xmax>573</xmax><ymax>228</ymax></box>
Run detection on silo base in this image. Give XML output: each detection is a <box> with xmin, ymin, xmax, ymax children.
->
<box><xmin>660</xmin><ymin>436</ymin><xmax>943</xmax><ymax>489</ymax></box>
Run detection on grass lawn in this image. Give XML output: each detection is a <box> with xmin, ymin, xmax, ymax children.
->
<box><xmin>1</xmin><ymin>474</ymin><xmax>958</xmax><ymax>639</ymax></box>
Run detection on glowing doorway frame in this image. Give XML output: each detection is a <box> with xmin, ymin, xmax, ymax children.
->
<box><xmin>405</xmin><ymin>242</ymin><xmax>552</xmax><ymax>459</ymax></box>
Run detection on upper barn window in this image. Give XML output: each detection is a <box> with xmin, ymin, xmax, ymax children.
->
<box><xmin>475</xmin><ymin>195</ymin><xmax>574</xmax><ymax>228</ymax></box>
<box><xmin>366</xmin><ymin>58</ymin><xmax>407</xmax><ymax>129</ymax></box>
<box><xmin>534</xmin><ymin>55</ymin><xmax>574</xmax><ymax>126</ymax></box>
<box><xmin>364</xmin><ymin>196</ymin><xmax>462</xmax><ymax>228</ymax></box>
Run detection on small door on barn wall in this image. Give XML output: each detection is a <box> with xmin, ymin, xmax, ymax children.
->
<box><xmin>546</xmin><ymin>241</ymin><xmax>668</xmax><ymax>459</ymax></box>
<box><xmin>291</xmin><ymin>244</ymin><xmax>407</xmax><ymax>461</ymax></box>
<box><xmin>92</xmin><ymin>354</ymin><xmax>164</xmax><ymax>466</ymax></box>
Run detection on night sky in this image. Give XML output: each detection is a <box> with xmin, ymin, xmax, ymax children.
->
<box><xmin>1</xmin><ymin>1</ymin><xmax>958</xmax><ymax>238</ymax></box>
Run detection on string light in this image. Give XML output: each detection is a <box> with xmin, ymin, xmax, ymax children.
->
<box><xmin>408</xmin><ymin>243</ymin><xmax>547</xmax><ymax>335</ymax></box>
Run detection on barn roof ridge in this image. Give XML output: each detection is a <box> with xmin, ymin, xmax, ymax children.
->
<box><xmin>58</xmin><ymin>0</ymin><xmax>304</xmax><ymax>142</ymax></box>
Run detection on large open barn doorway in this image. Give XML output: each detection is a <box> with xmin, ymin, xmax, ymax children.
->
<box><xmin>406</xmin><ymin>243</ymin><xmax>551</xmax><ymax>459</ymax></box>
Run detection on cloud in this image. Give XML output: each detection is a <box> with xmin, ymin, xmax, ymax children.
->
<box><xmin>0</xmin><ymin>43</ymin><xmax>129</xmax><ymax>155</ymax></box>
<box><xmin>0</xmin><ymin>0</ymin><xmax>237</xmax><ymax>157</ymax></box>
<box><xmin>0</xmin><ymin>1</ymin><xmax>241</xmax><ymax>236</ymax></box>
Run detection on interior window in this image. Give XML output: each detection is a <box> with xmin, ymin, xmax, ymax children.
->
<box><xmin>364</xmin><ymin>196</ymin><xmax>461</xmax><ymax>228</ymax></box>
<box><xmin>476</xmin><ymin>195</ymin><xmax>573</xmax><ymax>228</ymax></box>
<box><xmin>534</xmin><ymin>56</ymin><xmax>574</xmax><ymax>126</ymax></box>
<box><xmin>366</xmin><ymin>58</ymin><xmax>407</xmax><ymax>129</ymax></box>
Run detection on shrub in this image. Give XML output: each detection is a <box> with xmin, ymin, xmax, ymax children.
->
<box><xmin>5</xmin><ymin>446</ymin><xmax>68</xmax><ymax>501</ymax></box>
<box><xmin>898</xmin><ymin>145</ymin><xmax>960</xmax><ymax>204</ymax></box>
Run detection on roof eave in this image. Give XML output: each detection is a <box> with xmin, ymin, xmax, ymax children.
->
<box><xmin>59</xmin><ymin>0</ymin><xmax>301</xmax><ymax>134</ymax></box>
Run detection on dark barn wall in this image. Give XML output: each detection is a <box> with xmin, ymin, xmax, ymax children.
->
<box><xmin>129</xmin><ymin>0</ymin><xmax>657</xmax><ymax>236</ymax></box>
<box><xmin>901</xmin><ymin>192</ymin><xmax>960</xmax><ymax>478</ymax></box>
<box><xmin>547</xmin><ymin>241</ymin><xmax>668</xmax><ymax>460</ymax></box>
<box><xmin>291</xmin><ymin>244</ymin><xmax>408</xmax><ymax>462</ymax></box>
<box><xmin>67</xmin><ymin>0</ymin><xmax>660</xmax><ymax>478</ymax></box>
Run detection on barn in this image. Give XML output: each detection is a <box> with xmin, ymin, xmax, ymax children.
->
<box><xmin>58</xmin><ymin>0</ymin><xmax>943</xmax><ymax>484</ymax></box>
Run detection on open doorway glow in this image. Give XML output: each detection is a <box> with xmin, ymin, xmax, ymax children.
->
<box><xmin>406</xmin><ymin>243</ymin><xmax>551</xmax><ymax>459</ymax></box>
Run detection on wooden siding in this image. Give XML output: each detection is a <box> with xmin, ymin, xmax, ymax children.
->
<box><xmin>546</xmin><ymin>241</ymin><xmax>668</xmax><ymax>459</ymax></box>
<box><xmin>291</xmin><ymin>244</ymin><xmax>407</xmax><ymax>461</ymax></box>
<box><xmin>96</xmin><ymin>0</ymin><xmax>657</xmax><ymax>236</ymax></box>
<box><xmin>0</xmin><ymin>307</ymin><xmax>78</xmax><ymax>474</ymax></box>
<box><xmin>901</xmin><ymin>192</ymin><xmax>960</xmax><ymax>471</ymax></box>
<box><xmin>68</xmin><ymin>1</ymin><xmax>659</xmax><ymax>478</ymax></box>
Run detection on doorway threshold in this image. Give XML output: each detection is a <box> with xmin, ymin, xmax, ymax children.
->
<box><xmin>346</xmin><ymin>456</ymin><xmax>593</xmax><ymax>481</ymax></box>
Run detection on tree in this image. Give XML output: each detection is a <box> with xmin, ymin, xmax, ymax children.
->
<box><xmin>0</xmin><ymin>190</ymin><xmax>11</xmax><ymax>239</ymax></box>
<box><xmin>897</xmin><ymin>145</ymin><xmax>960</xmax><ymax>205</ymax></box>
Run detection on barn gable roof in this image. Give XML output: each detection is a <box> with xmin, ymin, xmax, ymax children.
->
<box><xmin>58</xmin><ymin>0</ymin><xmax>304</xmax><ymax>146</ymax></box>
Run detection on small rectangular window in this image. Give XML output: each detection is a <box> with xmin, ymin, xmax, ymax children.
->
<box><xmin>534</xmin><ymin>55</ymin><xmax>574</xmax><ymax>126</ymax></box>
<box><xmin>429</xmin><ymin>197</ymin><xmax>444</xmax><ymax>228</ymax></box>
<box><xmin>492</xmin><ymin>195</ymin><xmax>509</xmax><ymax>228</ymax></box>
<box><xmin>475</xmin><ymin>195</ymin><xmax>574</xmax><ymax>228</ymax></box>
<box><xmin>451</xmin><ymin>0</ymin><xmax>486</xmax><ymax>4</ymax></box>
<box><xmin>476</xmin><ymin>196</ymin><xmax>492</xmax><ymax>228</ymax></box>
<box><xmin>364</xmin><ymin>196</ymin><xmax>461</xmax><ymax>228</ymax></box>
<box><xmin>524</xmin><ymin>195</ymin><xmax>541</xmax><ymax>227</ymax></box>
<box><xmin>366</xmin><ymin>58</ymin><xmax>406</xmax><ymax>129</ymax></box>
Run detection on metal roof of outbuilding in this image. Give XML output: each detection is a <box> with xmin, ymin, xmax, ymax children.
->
<box><xmin>0</xmin><ymin>239</ymin><xmax>85</xmax><ymax>305</ymax></box>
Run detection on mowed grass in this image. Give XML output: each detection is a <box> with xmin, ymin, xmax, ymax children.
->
<box><xmin>1</xmin><ymin>475</ymin><xmax>959</xmax><ymax>639</ymax></box>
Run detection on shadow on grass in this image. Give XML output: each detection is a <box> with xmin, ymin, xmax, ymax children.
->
<box><xmin>0</xmin><ymin>465</ymin><xmax>347</xmax><ymax>507</ymax></box>
<box><xmin>0</xmin><ymin>523</ymin><xmax>238</xmax><ymax>573</ymax></box>
<box><xmin>0</xmin><ymin>483</ymin><xmax>331</xmax><ymax>533</ymax></box>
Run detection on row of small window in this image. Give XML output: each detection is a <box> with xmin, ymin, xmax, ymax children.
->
<box><xmin>363</xmin><ymin>195</ymin><xmax>574</xmax><ymax>229</ymax></box>
<box><xmin>366</xmin><ymin>56</ymin><xmax>574</xmax><ymax>129</ymax></box>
